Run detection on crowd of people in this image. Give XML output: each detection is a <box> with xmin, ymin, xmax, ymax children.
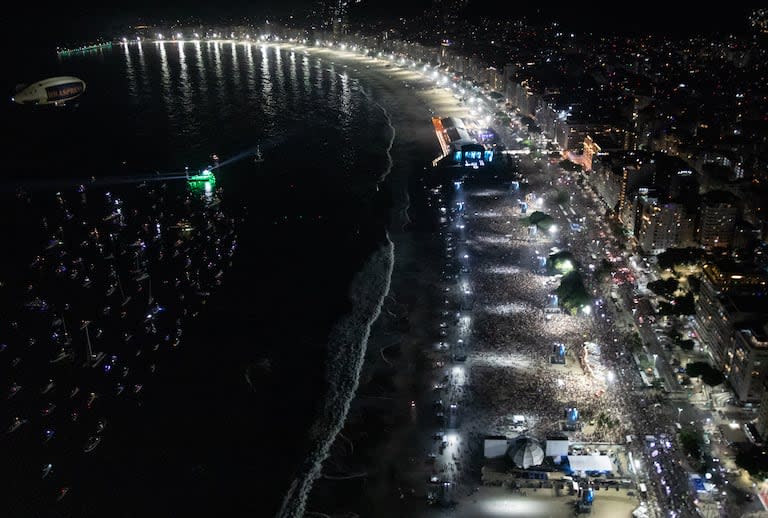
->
<box><xmin>430</xmin><ymin>162</ymin><xmax>697</xmax><ymax>515</ymax></box>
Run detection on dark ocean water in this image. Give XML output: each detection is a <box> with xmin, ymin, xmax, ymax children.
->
<box><xmin>1</xmin><ymin>41</ymin><xmax>396</xmax><ymax>517</ymax></box>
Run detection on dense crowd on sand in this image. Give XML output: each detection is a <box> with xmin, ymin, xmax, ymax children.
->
<box><xmin>425</xmin><ymin>156</ymin><xmax>709</xmax><ymax>515</ymax></box>
<box><xmin>439</xmin><ymin>174</ymin><xmax>661</xmax><ymax>460</ymax></box>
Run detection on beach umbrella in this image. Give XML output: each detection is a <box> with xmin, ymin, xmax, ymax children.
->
<box><xmin>507</xmin><ymin>436</ymin><xmax>544</xmax><ymax>469</ymax></box>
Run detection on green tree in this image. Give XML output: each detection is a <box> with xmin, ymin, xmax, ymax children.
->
<box><xmin>547</xmin><ymin>251</ymin><xmax>577</xmax><ymax>274</ymax></box>
<box><xmin>659</xmin><ymin>293</ymin><xmax>696</xmax><ymax>316</ymax></box>
<box><xmin>686</xmin><ymin>361</ymin><xmax>724</xmax><ymax>386</ymax></box>
<box><xmin>555</xmin><ymin>190</ymin><xmax>570</xmax><ymax>205</ymax></box>
<box><xmin>735</xmin><ymin>446</ymin><xmax>768</xmax><ymax>479</ymax></box>
<box><xmin>657</xmin><ymin>248</ymin><xmax>704</xmax><ymax>270</ymax></box>
<box><xmin>526</xmin><ymin>211</ymin><xmax>555</xmax><ymax>232</ymax></box>
<box><xmin>679</xmin><ymin>428</ymin><xmax>702</xmax><ymax>459</ymax></box>
<box><xmin>555</xmin><ymin>271</ymin><xmax>591</xmax><ymax>314</ymax></box>
<box><xmin>559</xmin><ymin>159</ymin><xmax>583</xmax><ymax>172</ymax></box>
<box><xmin>687</xmin><ymin>276</ymin><xmax>701</xmax><ymax>294</ymax></box>
<box><xmin>648</xmin><ymin>278</ymin><xmax>679</xmax><ymax>299</ymax></box>
<box><xmin>594</xmin><ymin>259</ymin><xmax>613</xmax><ymax>283</ymax></box>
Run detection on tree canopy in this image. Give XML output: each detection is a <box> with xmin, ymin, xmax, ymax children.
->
<box><xmin>735</xmin><ymin>445</ymin><xmax>768</xmax><ymax>479</ymax></box>
<box><xmin>686</xmin><ymin>361</ymin><xmax>724</xmax><ymax>386</ymax></box>
<box><xmin>559</xmin><ymin>159</ymin><xmax>583</xmax><ymax>172</ymax></box>
<box><xmin>526</xmin><ymin>211</ymin><xmax>555</xmax><ymax>232</ymax></box>
<box><xmin>658</xmin><ymin>293</ymin><xmax>696</xmax><ymax>316</ymax></box>
<box><xmin>678</xmin><ymin>428</ymin><xmax>703</xmax><ymax>459</ymax></box>
<box><xmin>555</xmin><ymin>271</ymin><xmax>591</xmax><ymax>314</ymax></box>
<box><xmin>648</xmin><ymin>278</ymin><xmax>679</xmax><ymax>299</ymax></box>
<box><xmin>657</xmin><ymin>248</ymin><xmax>704</xmax><ymax>270</ymax></box>
<box><xmin>547</xmin><ymin>250</ymin><xmax>577</xmax><ymax>274</ymax></box>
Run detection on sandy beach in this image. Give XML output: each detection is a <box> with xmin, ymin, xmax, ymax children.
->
<box><xmin>272</xmin><ymin>45</ymin><xmax>474</xmax><ymax>517</ymax></box>
<box><xmin>294</xmin><ymin>44</ymin><xmax>646</xmax><ymax>518</ymax></box>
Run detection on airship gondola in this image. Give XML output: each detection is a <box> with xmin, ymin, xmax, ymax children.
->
<box><xmin>12</xmin><ymin>76</ymin><xmax>86</xmax><ymax>106</ymax></box>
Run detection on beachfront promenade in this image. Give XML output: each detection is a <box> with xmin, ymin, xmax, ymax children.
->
<box><xmin>376</xmin><ymin>97</ymin><xmax>674</xmax><ymax>517</ymax></box>
<box><xmin>291</xmin><ymin>44</ymin><xmax>697</xmax><ymax>518</ymax></box>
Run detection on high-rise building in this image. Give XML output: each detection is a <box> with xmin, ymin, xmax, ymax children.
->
<box><xmin>332</xmin><ymin>0</ymin><xmax>349</xmax><ymax>36</ymax></box>
<box><xmin>729</xmin><ymin>324</ymin><xmax>768</xmax><ymax>403</ymax></box>
<box><xmin>698</xmin><ymin>190</ymin><xmax>740</xmax><ymax>249</ymax></box>
<box><xmin>695</xmin><ymin>261</ymin><xmax>768</xmax><ymax>378</ymax></box>
<box><xmin>635</xmin><ymin>197</ymin><xmax>692</xmax><ymax>254</ymax></box>
<box><xmin>756</xmin><ymin>378</ymin><xmax>768</xmax><ymax>441</ymax></box>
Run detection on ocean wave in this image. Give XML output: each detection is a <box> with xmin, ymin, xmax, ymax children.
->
<box><xmin>276</xmin><ymin>237</ymin><xmax>395</xmax><ymax>518</ymax></box>
<box><xmin>356</xmin><ymin>85</ymin><xmax>395</xmax><ymax>183</ymax></box>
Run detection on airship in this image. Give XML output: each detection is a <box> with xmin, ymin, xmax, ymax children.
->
<box><xmin>11</xmin><ymin>76</ymin><xmax>86</xmax><ymax>106</ymax></box>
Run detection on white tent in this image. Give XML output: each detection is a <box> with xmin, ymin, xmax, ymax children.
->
<box><xmin>545</xmin><ymin>440</ymin><xmax>570</xmax><ymax>458</ymax></box>
<box><xmin>484</xmin><ymin>439</ymin><xmax>509</xmax><ymax>459</ymax></box>
<box><xmin>632</xmin><ymin>504</ymin><xmax>650</xmax><ymax>518</ymax></box>
<box><xmin>567</xmin><ymin>455</ymin><xmax>614</xmax><ymax>473</ymax></box>
<box><xmin>507</xmin><ymin>437</ymin><xmax>544</xmax><ymax>469</ymax></box>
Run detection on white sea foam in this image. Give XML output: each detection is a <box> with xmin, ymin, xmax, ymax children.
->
<box><xmin>276</xmin><ymin>237</ymin><xmax>394</xmax><ymax>518</ymax></box>
<box><xmin>356</xmin><ymin>83</ymin><xmax>411</xmax><ymax>231</ymax></box>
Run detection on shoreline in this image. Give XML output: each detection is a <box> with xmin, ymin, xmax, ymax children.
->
<box><xmin>289</xmin><ymin>45</ymin><xmax>471</xmax><ymax>516</ymax></box>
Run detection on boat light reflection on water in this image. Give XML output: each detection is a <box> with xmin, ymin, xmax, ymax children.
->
<box><xmin>186</xmin><ymin>168</ymin><xmax>216</xmax><ymax>196</ymax></box>
<box><xmin>186</xmin><ymin>168</ymin><xmax>214</xmax><ymax>183</ymax></box>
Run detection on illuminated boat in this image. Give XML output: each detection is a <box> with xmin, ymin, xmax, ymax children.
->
<box><xmin>187</xmin><ymin>168</ymin><xmax>216</xmax><ymax>194</ymax></box>
<box><xmin>84</xmin><ymin>435</ymin><xmax>101</xmax><ymax>452</ymax></box>
<box><xmin>186</xmin><ymin>168</ymin><xmax>215</xmax><ymax>182</ymax></box>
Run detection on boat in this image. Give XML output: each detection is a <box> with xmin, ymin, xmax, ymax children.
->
<box><xmin>40</xmin><ymin>379</ymin><xmax>55</xmax><ymax>394</ymax></box>
<box><xmin>24</xmin><ymin>297</ymin><xmax>49</xmax><ymax>311</ymax></box>
<box><xmin>89</xmin><ymin>351</ymin><xmax>106</xmax><ymax>367</ymax></box>
<box><xmin>253</xmin><ymin>145</ymin><xmax>264</xmax><ymax>163</ymax></box>
<box><xmin>8</xmin><ymin>383</ymin><xmax>21</xmax><ymax>398</ymax></box>
<box><xmin>186</xmin><ymin>168</ymin><xmax>215</xmax><ymax>182</ymax></box>
<box><xmin>42</xmin><ymin>464</ymin><xmax>53</xmax><ymax>478</ymax></box>
<box><xmin>7</xmin><ymin>417</ymin><xmax>27</xmax><ymax>433</ymax></box>
<box><xmin>56</xmin><ymin>487</ymin><xmax>70</xmax><ymax>501</ymax></box>
<box><xmin>84</xmin><ymin>436</ymin><xmax>101</xmax><ymax>452</ymax></box>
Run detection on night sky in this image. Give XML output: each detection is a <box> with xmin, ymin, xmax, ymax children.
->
<box><xmin>13</xmin><ymin>1</ymin><xmax>753</xmax><ymax>39</ymax></box>
<box><xmin>5</xmin><ymin>1</ymin><xmax>756</xmax><ymax>75</ymax></box>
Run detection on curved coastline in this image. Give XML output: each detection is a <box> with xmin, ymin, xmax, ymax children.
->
<box><xmin>277</xmin><ymin>238</ymin><xmax>394</xmax><ymax>518</ymax></box>
<box><xmin>265</xmin><ymin>42</ymin><xmax>468</xmax><ymax>516</ymax></box>
<box><xmin>1</xmin><ymin>40</ymin><xmax>470</xmax><ymax>518</ymax></box>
